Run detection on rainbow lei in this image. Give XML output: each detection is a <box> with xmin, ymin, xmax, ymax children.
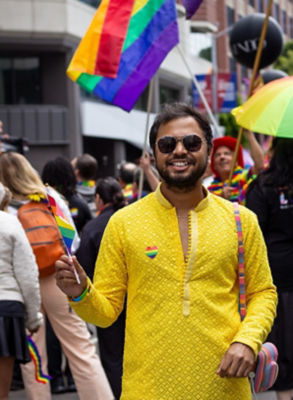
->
<box><xmin>79</xmin><ymin>180</ymin><xmax>95</xmax><ymax>187</ymax></box>
<box><xmin>27</xmin><ymin>336</ymin><xmax>51</xmax><ymax>384</ymax></box>
<box><xmin>122</xmin><ymin>183</ymin><xmax>135</xmax><ymax>201</ymax></box>
<box><xmin>208</xmin><ymin>166</ymin><xmax>255</xmax><ymax>204</ymax></box>
<box><xmin>28</xmin><ymin>193</ymin><xmax>46</xmax><ymax>202</ymax></box>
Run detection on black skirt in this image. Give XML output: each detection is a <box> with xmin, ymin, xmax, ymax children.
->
<box><xmin>267</xmin><ymin>291</ymin><xmax>293</xmax><ymax>391</ymax></box>
<box><xmin>0</xmin><ymin>300</ymin><xmax>31</xmax><ymax>363</ymax></box>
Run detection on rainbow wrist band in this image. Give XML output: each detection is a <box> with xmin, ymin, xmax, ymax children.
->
<box><xmin>71</xmin><ymin>285</ymin><xmax>89</xmax><ymax>302</ymax></box>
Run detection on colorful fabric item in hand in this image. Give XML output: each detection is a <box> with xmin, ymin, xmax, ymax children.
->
<box><xmin>27</xmin><ymin>336</ymin><xmax>51</xmax><ymax>384</ymax></box>
<box><xmin>46</xmin><ymin>190</ymin><xmax>76</xmax><ymax>254</ymax></box>
<box><xmin>208</xmin><ymin>166</ymin><xmax>255</xmax><ymax>204</ymax></box>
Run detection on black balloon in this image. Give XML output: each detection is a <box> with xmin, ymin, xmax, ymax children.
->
<box><xmin>261</xmin><ymin>69</ymin><xmax>288</xmax><ymax>84</ymax></box>
<box><xmin>229</xmin><ymin>13</ymin><xmax>283</xmax><ymax>69</ymax></box>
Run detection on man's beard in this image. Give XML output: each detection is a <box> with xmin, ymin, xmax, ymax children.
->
<box><xmin>156</xmin><ymin>156</ymin><xmax>208</xmax><ymax>192</ymax></box>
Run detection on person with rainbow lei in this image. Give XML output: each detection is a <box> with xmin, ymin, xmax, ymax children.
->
<box><xmin>208</xmin><ymin>132</ymin><xmax>264</xmax><ymax>204</ymax></box>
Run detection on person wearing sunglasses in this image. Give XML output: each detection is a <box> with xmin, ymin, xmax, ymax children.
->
<box><xmin>208</xmin><ymin>132</ymin><xmax>264</xmax><ymax>203</ymax></box>
<box><xmin>55</xmin><ymin>102</ymin><xmax>277</xmax><ymax>400</ymax></box>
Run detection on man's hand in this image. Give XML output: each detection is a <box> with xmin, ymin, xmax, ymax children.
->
<box><xmin>217</xmin><ymin>342</ymin><xmax>256</xmax><ymax>378</ymax></box>
<box><xmin>221</xmin><ymin>184</ymin><xmax>233</xmax><ymax>199</ymax></box>
<box><xmin>55</xmin><ymin>255</ymin><xmax>88</xmax><ymax>299</ymax></box>
<box><xmin>139</xmin><ymin>152</ymin><xmax>151</xmax><ymax>172</ymax></box>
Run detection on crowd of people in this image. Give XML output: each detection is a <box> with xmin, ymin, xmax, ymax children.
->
<box><xmin>0</xmin><ymin>101</ymin><xmax>291</xmax><ymax>399</ymax></box>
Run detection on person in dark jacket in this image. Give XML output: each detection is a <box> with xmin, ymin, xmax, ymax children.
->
<box><xmin>76</xmin><ymin>177</ymin><xmax>126</xmax><ymax>399</ymax></box>
<box><xmin>42</xmin><ymin>156</ymin><xmax>92</xmax><ymax>234</ymax></box>
<box><xmin>246</xmin><ymin>138</ymin><xmax>293</xmax><ymax>400</ymax></box>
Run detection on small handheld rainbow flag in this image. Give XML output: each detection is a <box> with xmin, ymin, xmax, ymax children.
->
<box><xmin>45</xmin><ymin>188</ymin><xmax>81</xmax><ymax>284</ymax></box>
<box><xmin>27</xmin><ymin>336</ymin><xmax>51</xmax><ymax>384</ymax></box>
<box><xmin>45</xmin><ymin>191</ymin><xmax>76</xmax><ymax>255</ymax></box>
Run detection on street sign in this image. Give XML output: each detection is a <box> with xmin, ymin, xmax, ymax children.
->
<box><xmin>192</xmin><ymin>73</ymin><xmax>237</xmax><ymax>113</ymax></box>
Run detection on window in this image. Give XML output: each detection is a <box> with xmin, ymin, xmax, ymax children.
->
<box><xmin>227</xmin><ymin>6</ymin><xmax>235</xmax><ymax>26</ymax></box>
<box><xmin>229</xmin><ymin>57</ymin><xmax>236</xmax><ymax>74</ymax></box>
<box><xmin>257</xmin><ymin>0</ymin><xmax>263</xmax><ymax>12</ymax></box>
<box><xmin>274</xmin><ymin>3</ymin><xmax>280</xmax><ymax>22</ymax></box>
<box><xmin>78</xmin><ymin>0</ymin><xmax>101</xmax><ymax>7</ymax></box>
<box><xmin>0</xmin><ymin>57</ymin><xmax>41</xmax><ymax>105</ymax></box>
<box><xmin>249</xmin><ymin>0</ymin><xmax>254</xmax><ymax>6</ymax></box>
<box><xmin>159</xmin><ymin>85</ymin><xmax>180</xmax><ymax>105</ymax></box>
<box><xmin>281</xmin><ymin>10</ymin><xmax>287</xmax><ymax>32</ymax></box>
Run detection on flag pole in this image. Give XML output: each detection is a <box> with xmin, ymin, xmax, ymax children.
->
<box><xmin>176</xmin><ymin>45</ymin><xmax>221</xmax><ymax>137</ymax></box>
<box><xmin>138</xmin><ymin>78</ymin><xmax>155</xmax><ymax>200</ymax></box>
<box><xmin>228</xmin><ymin>0</ymin><xmax>273</xmax><ymax>184</ymax></box>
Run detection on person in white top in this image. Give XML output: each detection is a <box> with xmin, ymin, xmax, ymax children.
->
<box><xmin>0</xmin><ymin>182</ymin><xmax>43</xmax><ymax>400</ymax></box>
<box><xmin>0</xmin><ymin>152</ymin><xmax>113</xmax><ymax>400</ymax></box>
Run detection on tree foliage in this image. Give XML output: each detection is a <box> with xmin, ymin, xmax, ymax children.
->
<box><xmin>274</xmin><ymin>40</ymin><xmax>293</xmax><ymax>75</ymax></box>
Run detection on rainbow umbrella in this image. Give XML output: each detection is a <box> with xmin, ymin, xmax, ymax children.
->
<box><xmin>231</xmin><ymin>76</ymin><xmax>293</xmax><ymax>138</ymax></box>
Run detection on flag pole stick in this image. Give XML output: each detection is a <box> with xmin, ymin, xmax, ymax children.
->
<box><xmin>176</xmin><ymin>45</ymin><xmax>221</xmax><ymax>137</ymax></box>
<box><xmin>138</xmin><ymin>78</ymin><xmax>155</xmax><ymax>200</ymax></box>
<box><xmin>228</xmin><ymin>0</ymin><xmax>273</xmax><ymax>184</ymax></box>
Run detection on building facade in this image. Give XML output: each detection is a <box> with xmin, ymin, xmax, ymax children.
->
<box><xmin>191</xmin><ymin>0</ymin><xmax>293</xmax><ymax>98</ymax></box>
<box><xmin>0</xmin><ymin>0</ymin><xmax>211</xmax><ymax>175</ymax></box>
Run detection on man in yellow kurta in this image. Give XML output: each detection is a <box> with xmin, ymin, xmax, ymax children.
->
<box><xmin>56</xmin><ymin>103</ymin><xmax>277</xmax><ymax>400</ymax></box>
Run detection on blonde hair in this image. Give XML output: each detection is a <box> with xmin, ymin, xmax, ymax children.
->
<box><xmin>0</xmin><ymin>182</ymin><xmax>12</xmax><ymax>210</ymax></box>
<box><xmin>0</xmin><ymin>152</ymin><xmax>46</xmax><ymax>200</ymax></box>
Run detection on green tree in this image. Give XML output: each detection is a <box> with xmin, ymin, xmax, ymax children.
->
<box><xmin>274</xmin><ymin>40</ymin><xmax>293</xmax><ymax>75</ymax></box>
<box><xmin>199</xmin><ymin>47</ymin><xmax>212</xmax><ymax>62</ymax></box>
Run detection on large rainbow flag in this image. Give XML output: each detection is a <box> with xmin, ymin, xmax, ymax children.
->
<box><xmin>181</xmin><ymin>0</ymin><xmax>204</xmax><ymax>19</ymax></box>
<box><xmin>67</xmin><ymin>0</ymin><xmax>179</xmax><ymax>112</ymax></box>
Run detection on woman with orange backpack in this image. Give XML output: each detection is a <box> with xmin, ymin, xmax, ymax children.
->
<box><xmin>0</xmin><ymin>152</ymin><xmax>114</xmax><ymax>400</ymax></box>
<box><xmin>0</xmin><ymin>182</ymin><xmax>43</xmax><ymax>400</ymax></box>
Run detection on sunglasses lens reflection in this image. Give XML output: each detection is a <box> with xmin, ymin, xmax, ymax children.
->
<box><xmin>157</xmin><ymin>135</ymin><xmax>202</xmax><ymax>154</ymax></box>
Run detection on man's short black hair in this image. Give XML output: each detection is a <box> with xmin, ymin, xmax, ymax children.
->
<box><xmin>149</xmin><ymin>102</ymin><xmax>213</xmax><ymax>154</ymax></box>
<box><xmin>75</xmin><ymin>154</ymin><xmax>98</xmax><ymax>180</ymax></box>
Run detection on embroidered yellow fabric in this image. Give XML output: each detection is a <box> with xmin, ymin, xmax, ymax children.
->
<box><xmin>71</xmin><ymin>186</ymin><xmax>277</xmax><ymax>400</ymax></box>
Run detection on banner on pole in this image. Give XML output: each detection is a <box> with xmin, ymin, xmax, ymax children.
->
<box><xmin>192</xmin><ymin>73</ymin><xmax>237</xmax><ymax>113</ymax></box>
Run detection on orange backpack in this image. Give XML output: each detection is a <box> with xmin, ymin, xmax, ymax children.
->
<box><xmin>18</xmin><ymin>201</ymin><xmax>65</xmax><ymax>278</ymax></box>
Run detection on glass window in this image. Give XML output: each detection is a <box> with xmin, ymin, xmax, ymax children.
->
<box><xmin>227</xmin><ymin>6</ymin><xmax>235</xmax><ymax>26</ymax></box>
<box><xmin>257</xmin><ymin>0</ymin><xmax>263</xmax><ymax>12</ymax></box>
<box><xmin>229</xmin><ymin>57</ymin><xmax>236</xmax><ymax>73</ymax></box>
<box><xmin>274</xmin><ymin>3</ymin><xmax>280</xmax><ymax>22</ymax></box>
<box><xmin>0</xmin><ymin>57</ymin><xmax>41</xmax><ymax>105</ymax></box>
<box><xmin>78</xmin><ymin>0</ymin><xmax>101</xmax><ymax>7</ymax></box>
<box><xmin>159</xmin><ymin>85</ymin><xmax>180</xmax><ymax>105</ymax></box>
<box><xmin>190</xmin><ymin>32</ymin><xmax>212</xmax><ymax>59</ymax></box>
<box><xmin>281</xmin><ymin>10</ymin><xmax>287</xmax><ymax>32</ymax></box>
<box><xmin>249</xmin><ymin>0</ymin><xmax>254</xmax><ymax>6</ymax></box>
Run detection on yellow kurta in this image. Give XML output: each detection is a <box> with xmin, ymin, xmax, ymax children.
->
<box><xmin>71</xmin><ymin>186</ymin><xmax>277</xmax><ymax>400</ymax></box>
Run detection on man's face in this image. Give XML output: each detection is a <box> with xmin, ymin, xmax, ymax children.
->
<box><xmin>154</xmin><ymin>117</ymin><xmax>208</xmax><ymax>191</ymax></box>
<box><xmin>213</xmin><ymin>146</ymin><xmax>233</xmax><ymax>178</ymax></box>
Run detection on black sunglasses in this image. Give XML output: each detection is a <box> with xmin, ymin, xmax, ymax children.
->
<box><xmin>157</xmin><ymin>135</ymin><xmax>203</xmax><ymax>154</ymax></box>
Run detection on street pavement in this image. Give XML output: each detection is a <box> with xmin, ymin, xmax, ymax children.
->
<box><xmin>9</xmin><ymin>389</ymin><xmax>277</xmax><ymax>399</ymax></box>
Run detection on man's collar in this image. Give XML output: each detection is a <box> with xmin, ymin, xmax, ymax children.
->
<box><xmin>155</xmin><ymin>183</ymin><xmax>210</xmax><ymax>211</ymax></box>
